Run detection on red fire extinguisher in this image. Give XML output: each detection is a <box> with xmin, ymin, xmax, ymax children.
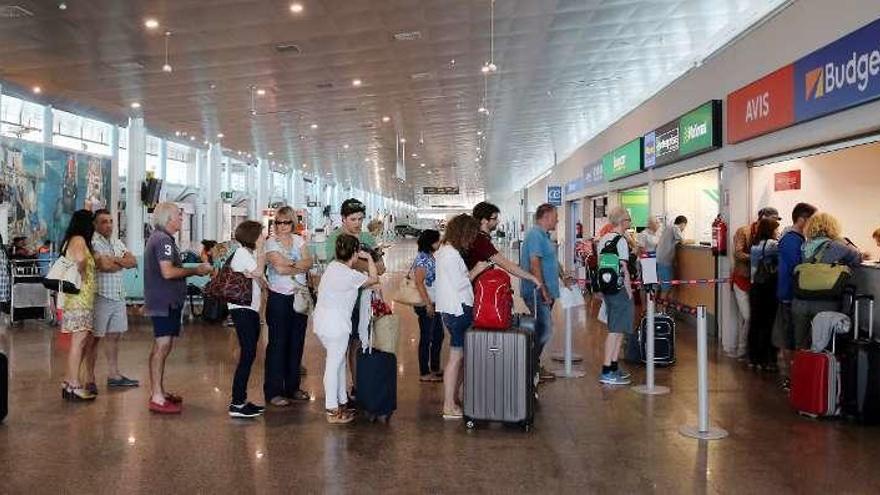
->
<box><xmin>711</xmin><ymin>214</ymin><xmax>727</xmax><ymax>256</ymax></box>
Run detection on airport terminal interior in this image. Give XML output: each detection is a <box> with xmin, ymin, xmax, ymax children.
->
<box><xmin>3</xmin><ymin>0</ymin><xmax>880</xmax><ymax>493</ymax></box>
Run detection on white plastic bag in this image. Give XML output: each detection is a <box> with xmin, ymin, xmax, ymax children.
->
<box><xmin>559</xmin><ymin>286</ymin><xmax>585</xmax><ymax>309</ymax></box>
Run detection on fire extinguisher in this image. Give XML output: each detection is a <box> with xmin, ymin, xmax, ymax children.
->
<box><xmin>711</xmin><ymin>214</ymin><xmax>727</xmax><ymax>256</ymax></box>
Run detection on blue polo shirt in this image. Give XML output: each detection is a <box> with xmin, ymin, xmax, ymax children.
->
<box><xmin>520</xmin><ymin>226</ymin><xmax>559</xmax><ymax>301</ymax></box>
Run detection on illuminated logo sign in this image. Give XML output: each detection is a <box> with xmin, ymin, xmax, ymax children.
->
<box><xmin>644</xmin><ymin>101</ymin><xmax>721</xmax><ymax>167</ymax></box>
<box><xmin>602</xmin><ymin>138</ymin><xmax>643</xmax><ymax>181</ymax></box>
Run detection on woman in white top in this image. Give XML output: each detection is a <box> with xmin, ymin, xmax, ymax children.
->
<box><xmin>264</xmin><ymin>206</ymin><xmax>313</xmax><ymax>406</ymax></box>
<box><xmin>313</xmin><ymin>233</ymin><xmax>379</xmax><ymax>424</ymax></box>
<box><xmin>435</xmin><ymin>214</ymin><xmax>491</xmax><ymax>419</ymax></box>
<box><xmin>227</xmin><ymin>221</ymin><xmax>268</xmax><ymax>418</ymax></box>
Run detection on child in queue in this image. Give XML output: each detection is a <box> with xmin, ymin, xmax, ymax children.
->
<box><xmin>313</xmin><ymin>233</ymin><xmax>379</xmax><ymax>424</ymax></box>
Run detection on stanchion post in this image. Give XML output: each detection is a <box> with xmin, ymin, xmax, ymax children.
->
<box><xmin>633</xmin><ymin>286</ymin><xmax>669</xmax><ymax>395</ymax></box>
<box><xmin>554</xmin><ymin>301</ymin><xmax>585</xmax><ymax>378</ymax></box>
<box><xmin>679</xmin><ymin>305</ymin><xmax>728</xmax><ymax>440</ymax></box>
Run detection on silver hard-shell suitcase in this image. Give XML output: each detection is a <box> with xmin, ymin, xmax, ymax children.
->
<box><xmin>463</xmin><ymin>328</ymin><xmax>535</xmax><ymax>431</ymax></box>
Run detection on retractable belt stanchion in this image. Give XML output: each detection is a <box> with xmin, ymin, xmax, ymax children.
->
<box><xmin>679</xmin><ymin>305</ymin><xmax>728</xmax><ymax>440</ymax></box>
<box><xmin>633</xmin><ymin>285</ymin><xmax>669</xmax><ymax>395</ymax></box>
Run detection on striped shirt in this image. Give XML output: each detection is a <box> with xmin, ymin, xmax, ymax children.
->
<box><xmin>93</xmin><ymin>233</ymin><xmax>128</xmax><ymax>301</ymax></box>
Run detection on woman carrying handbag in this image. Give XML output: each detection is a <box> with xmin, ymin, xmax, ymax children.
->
<box><xmin>58</xmin><ymin>210</ymin><xmax>98</xmax><ymax>401</ymax></box>
<box><xmin>263</xmin><ymin>206</ymin><xmax>313</xmax><ymax>407</ymax></box>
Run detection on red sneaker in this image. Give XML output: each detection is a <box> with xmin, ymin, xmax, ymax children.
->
<box><xmin>149</xmin><ymin>400</ymin><xmax>182</xmax><ymax>414</ymax></box>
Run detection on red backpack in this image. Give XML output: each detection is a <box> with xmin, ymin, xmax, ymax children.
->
<box><xmin>473</xmin><ymin>268</ymin><xmax>513</xmax><ymax>330</ymax></box>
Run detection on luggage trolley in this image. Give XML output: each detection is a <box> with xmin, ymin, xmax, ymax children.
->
<box><xmin>8</xmin><ymin>258</ymin><xmax>53</xmax><ymax>323</ymax></box>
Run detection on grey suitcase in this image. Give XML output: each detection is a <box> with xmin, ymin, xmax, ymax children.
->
<box><xmin>463</xmin><ymin>328</ymin><xmax>535</xmax><ymax>431</ymax></box>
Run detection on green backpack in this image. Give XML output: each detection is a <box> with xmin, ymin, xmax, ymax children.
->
<box><xmin>793</xmin><ymin>240</ymin><xmax>852</xmax><ymax>300</ymax></box>
<box><xmin>597</xmin><ymin>235</ymin><xmax>623</xmax><ymax>295</ymax></box>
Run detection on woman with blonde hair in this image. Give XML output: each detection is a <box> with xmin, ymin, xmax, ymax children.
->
<box><xmin>791</xmin><ymin>212</ymin><xmax>864</xmax><ymax>350</ymax></box>
<box><xmin>263</xmin><ymin>206</ymin><xmax>313</xmax><ymax>406</ymax></box>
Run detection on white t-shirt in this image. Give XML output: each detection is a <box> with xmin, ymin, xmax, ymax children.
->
<box><xmin>313</xmin><ymin>261</ymin><xmax>369</xmax><ymax>339</ymax></box>
<box><xmin>637</xmin><ymin>230</ymin><xmax>659</xmax><ymax>253</ymax></box>
<box><xmin>434</xmin><ymin>244</ymin><xmax>474</xmax><ymax>316</ymax></box>
<box><xmin>228</xmin><ymin>248</ymin><xmax>261</xmax><ymax>313</ymax></box>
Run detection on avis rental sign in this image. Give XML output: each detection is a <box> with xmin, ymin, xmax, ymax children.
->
<box><xmin>728</xmin><ymin>17</ymin><xmax>880</xmax><ymax>143</ymax></box>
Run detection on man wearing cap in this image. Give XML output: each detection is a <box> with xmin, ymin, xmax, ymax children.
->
<box><xmin>325</xmin><ymin>198</ymin><xmax>386</xmax><ymax>402</ymax></box>
<box><xmin>727</xmin><ymin>207</ymin><xmax>780</xmax><ymax>359</ymax></box>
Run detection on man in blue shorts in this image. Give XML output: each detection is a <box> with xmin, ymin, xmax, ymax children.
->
<box><xmin>144</xmin><ymin>202</ymin><xmax>212</xmax><ymax>414</ymax></box>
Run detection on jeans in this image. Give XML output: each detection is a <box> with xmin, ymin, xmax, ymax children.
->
<box><xmin>264</xmin><ymin>291</ymin><xmax>308</xmax><ymax>401</ymax></box>
<box><xmin>657</xmin><ymin>264</ymin><xmax>674</xmax><ymax>292</ymax></box>
<box><xmin>414</xmin><ymin>306</ymin><xmax>444</xmax><ymax>375</ymax></box>
<box><xmin>231</xmin><ymin>309</ymin><xmax>260</xmax><ymax>405</ymax></box>
<box><xmin>727</xmin><ymin>285</ymin><xmax>751</xmax><ymax>355</ymax></box>
<box><xmin>524</xmin><ymin>291</ymin><xmax>554</xmax><ymax>357</ymax></box>
<box><xmin>317</xmin><ymin>332</ymin><xmax>349</xmax><ymax>410</ymax></box>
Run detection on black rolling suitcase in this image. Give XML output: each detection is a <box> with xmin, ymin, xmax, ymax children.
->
<box><xmin>355</xmin><ymin>347</ymin><xmax>397</xmax><ymax>421</ymax></box>
<box><xmin>463</xmin><ymin>328</ymin><xmax>536</xmax><ymax>431</ymax></box>
<box><xmin>1</xmin><ymin>351</ymin><xmax>7</xmax><ymax>422</ymax></box>
<box><xmin>838</xmin><ymin>294</ymin><xmax>880</xmax><ymax>424</ymax></box>
<box><xmin>638</xmin><ymin>312</ymin><xmax>676</xmax><ymax>366</ymax></box>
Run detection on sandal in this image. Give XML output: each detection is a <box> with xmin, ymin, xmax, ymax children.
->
<box><xmin>270</xmin><ymin>396</ymin><xmax>292</xmax><ymax>407</ymax></box>
<box><xmin>442</xmin><ymin>408</ymin><xmax>463</xmax><ymax>420</ymax></box>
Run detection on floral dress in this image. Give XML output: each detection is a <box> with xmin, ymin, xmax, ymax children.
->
<box><xmin>61</xmin><ymin>250</ymin><xmax>97</xmax><ymax>333</ymax></box>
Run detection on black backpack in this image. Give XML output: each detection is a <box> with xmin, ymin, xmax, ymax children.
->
<box><xmin>596</xmin><ymin>235</ymin><xmax>623</xmax><ymax>295</ymax></box>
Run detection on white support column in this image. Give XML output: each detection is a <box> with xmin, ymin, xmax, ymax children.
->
<box><xmin>126</xmin><ymin>117</ymin><xmax>147</xmax><ymax>255</ymax></box>
<box><xmin>158</xmin><ymin>138</ymin><xmax>167</xmax><ymax>183</ymax></box>
<box><xmin>257</xmin><ymin>159</ymin><xmax>269</xmax><ymax>214</ymax></box>
<box><xmin>205</xmin><ymin>144</ymin><xmax>222</xmax><ymax>240</ymax></box>
<box><xmin>42</xmin><ymin>105</ymin><xmax>53</xmax><ymax>145</ymax></box>
<box><xmin>109</xmin><ymin>126</ymin><xmax>120</xmax><ymax>218</ymax></box>
<box><xmin>194</xmin><ymin>149</ymin><xmax>207</xmax><ymax>242</ymax></box>
<box><xmin>720</xmin><ymin>161</ymin><xmax>750</xmax><ymax>348</ymax></box>
<box><xmin>0</xmin><ymin>84</ymin><xmax>5</xmax><ymax>242</ymax></box>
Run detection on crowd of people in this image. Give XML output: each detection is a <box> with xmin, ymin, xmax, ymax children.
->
<box><xmin>44</xmin><ymin>193</ymin><xmax>879</xmax><ymax>423</ymax></box>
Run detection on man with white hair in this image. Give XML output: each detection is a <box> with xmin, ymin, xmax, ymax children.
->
<box><xmin>597</xmin><ymin>207</ymin><xmax>636</xmax><ymax>385</ymax></box>
<box><xmin>143</xmin><ymin>202</ymin><xmax>212</xmax><ymax>414</ymax></box>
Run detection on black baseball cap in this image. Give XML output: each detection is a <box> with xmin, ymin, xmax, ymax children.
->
<box><xmin>341</xmin><ymin>198</ymin><xmax>366</xmax><ymax>217</ymax></box>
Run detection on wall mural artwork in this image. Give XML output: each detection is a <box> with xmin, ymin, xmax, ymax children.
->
<box><xmin>1</xmin><ymin>137</ymin><xmax>112</xmax><ymax>246</ymax></box>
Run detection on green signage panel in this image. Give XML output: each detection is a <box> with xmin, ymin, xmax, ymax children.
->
<box><xmin>679</xmin><ymin>101</ymin><xmax>716</xmax><ymax>155</ymax></box>
<box><xmin>619</xmin><ymin>187</ymin><xmax>649</xmax><ymax>228</ymax></box>
<box><xmin>602</xmin><ymin>137</ymin><xmax>643</xmax><ymax>181</ymax></box>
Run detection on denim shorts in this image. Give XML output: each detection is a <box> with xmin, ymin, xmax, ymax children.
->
<box><xmin>151</xmin><ymin>306</ymin><xmax>183</xmax><ymax>338</ymax></box>
<box><xmin>441</xmin><ymin>305</ymin><xmax>473</xmax><ymax>348</ymax></box>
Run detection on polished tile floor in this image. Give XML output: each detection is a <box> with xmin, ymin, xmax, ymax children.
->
<box><xmin>2</xmin><ymin>241</ymin><xmax>880</xmax><ymax>494</ymax></box>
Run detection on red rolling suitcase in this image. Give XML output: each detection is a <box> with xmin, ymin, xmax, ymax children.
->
<box><xmin>790</xmin><ymin>332</ymin><xmax>840</xmax><ymax>418</ymax></box>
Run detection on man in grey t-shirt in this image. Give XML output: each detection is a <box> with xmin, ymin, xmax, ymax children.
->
<box><xmin>144</xmin><ymin>202</ymin><xmax>211</xmax><ymax>414</ymax></box>
<box><xmin>656</xmin><ymin>215</ymin><xmax>687</xmax><ymax>293</ymax></box>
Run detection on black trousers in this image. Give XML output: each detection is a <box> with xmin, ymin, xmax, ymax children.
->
<box><xmin>231</xmin><ymin>309</ymin><xmax>260</xmax><ymax>405</ymax></box>
<box><xmin>264</xmin><ymin>291</ymin><xmax>308</xmax><ymax>400</ymax></box>
<box><xmin>414</xmin><ymin>305</ymin><xmax>444</xmax><ymax>375</ymax></box>
<box><xmin>749</xmin><ymin>279</ymin><xmax>778</xmax><ymax>366</ymax></box>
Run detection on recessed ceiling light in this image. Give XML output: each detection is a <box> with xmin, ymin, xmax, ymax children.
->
<box><xmin>217</xmin><ymin>133</ymin><xmax>224</xmax><ymax>138</ymax></box>
<box><xmin>32</xmin><ymin>86</ymin><xmax>41</xmax><ymax>94</ymax></box>
<box><xmin>420</xmin><ymin>163</ymin><xmax>426</xmax><ymax>167</ymax></box>
<box><xmin>302</xmin><ymin>163</ymin><xmax>308</xmax><ymax>167</ymax></box>
<box><xmin>364</xmin><ymin>158</ymin><xmax>371</xmax><ymax>163</ymax></box>
<box><xmin>475</xmin><ymin>157</ymin><xmax>480</xmax><ymax>162</ymax></box>
<box><xmin>427</xmin><ymin>171</ymin><xmax>432</xmax><ymax>175</ymax></box>
<box><xmin>326</xmin><ymin>172</ymin><xmax>332</xmax><ymax>176</ymax></box>
<box><xmin>342</xmin><ymin>144</ymin><xmax>350</xmax><ymax>149</ymax></box>
<box><xmin>175</xmin><ymin>131</ymin><xmax>181</xmax><ymax>136</ymax></box>
<box><xmin>203</xmin><ymin>140</ymin><xmax>209</xmax><ymax>145</ymax></box>
<box><xmin>411</xmin><ymin>153</ymin><xmax>417</xmax><ymax>158</ymax></box>
<box><xmin>477</xmin><ymin>130</ymin><xmax>483</xmax><ymax>136</ymax></box>
<box><xmin>58</xmin><ymin>2</ymin><xmax>67</xmax><ymax>10</ymax></box>
<box><xmin>289</xmin><ymin>3</ymin><xmax>303</xmax><ymax>14</ymax></box>
<box><xmin>399</xmin><ymin>138</ymin><xmax>406</xmax><ymax>144</ymax></box>
<box><xmin>130</xmin><ymin>102</ymin><xmax>141</xmax><ymax>109</ymax></box>
<box><xmin>352</xmin><ymin>79</ymin><xmax>362</xmax><ymax>87</ymax></box>
<box><xmin>379</xmin><ymin>167</ymin><xmax>385</xmax><ymax>171</ymax></box>
<box><xmin>237</xmin><ymin>151</ymin><xmax>243</xmax><ymax>156</ymax></box>
<box><xmin>310</xmin><ymin>123</ymin><xmax>318</xmax><ymax>129</ymax></box>
<box><xmin>381</xmin><ymin>116</ymin><xmax>391</xmax><ymax>123</ymax></box>
<box><xmin>478</xmin><ymin>106</ymin><xmax>488</xmax><ymax>114</ymax></box>
<box><xmin>256</xmin><ymin>88</ymin><xmax>266</xmax><ymax>96</ymax></box>
<box><xmin>162</xmin><ymin>63</ymin><xmax>172</xmax><ymax>73</ymax></box>
<box><xmin>190</xmin><ymin>136</ymin><xmax>196</xmax><ymax>141</ymax></box>
<box><xmin>268</xmin><ymin>151</ymin><xmax>274</xmax><ymax>156</ymax></box>
<box><xmin>144</xmin><ymin>18</ymin><xmax>159</xmax><ymax>29</ymax></box>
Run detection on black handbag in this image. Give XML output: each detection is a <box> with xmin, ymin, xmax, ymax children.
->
<box><xmin>202</xmin><ymin>296</ymin><xmax>228</xmax><ymax>323</ymax></box>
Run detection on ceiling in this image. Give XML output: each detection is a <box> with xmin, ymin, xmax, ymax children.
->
<box><xmin>0</xmin><ymin>0</ymin><xmax>789</xmax><ymax>207</ymax></box>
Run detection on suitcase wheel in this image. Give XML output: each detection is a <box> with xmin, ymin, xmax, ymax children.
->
<box><xmin>465</xmin><ymin>418</ymin><xmax>476</xmax><ymax>430</ymax></box>
<box><xmin>522</xmin><ymin>423</ymin><xmax>532</xmax><ymax>433</ymax></box>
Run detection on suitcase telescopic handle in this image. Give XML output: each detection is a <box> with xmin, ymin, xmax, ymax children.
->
<box><xmin>854</xmin><ymin>295</ymin><xmax>875</xmax><ymax>340</ymax></box>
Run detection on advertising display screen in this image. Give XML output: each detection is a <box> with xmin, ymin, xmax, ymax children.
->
<box><xmin>644</xmin><ymin>101</ymin><xmax>722</xmax><ymax>167</ymax></box>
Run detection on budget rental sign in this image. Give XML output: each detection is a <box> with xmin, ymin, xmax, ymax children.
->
<box><xmin>727</xmin><ymin>17</ymin><xmax>880</xmax><ymax>144</ymax></box>
<box><xmin>795</xmin><ymin>18</ymin><xmax>880</xmax><ymax>122</ymax></box>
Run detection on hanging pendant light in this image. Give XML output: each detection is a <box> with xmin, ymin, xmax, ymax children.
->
<box><xmin>162</xmin><ymin>31</ymin><xmax>173</xmax><ymax>73</ymax></box>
